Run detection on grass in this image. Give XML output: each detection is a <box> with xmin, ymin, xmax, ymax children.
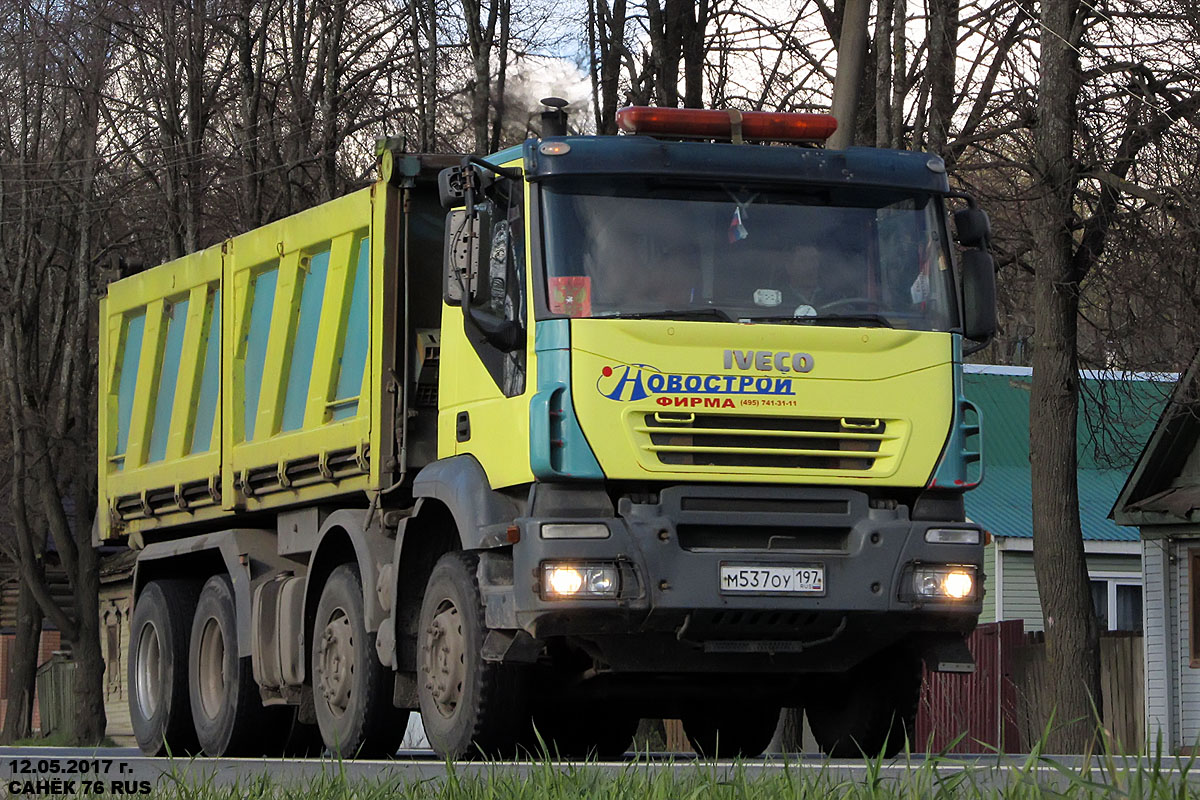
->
<box><xmin>143</xmin><ymin>749</ymin><xmax>1200</xmax><ymax>800</ymax></box>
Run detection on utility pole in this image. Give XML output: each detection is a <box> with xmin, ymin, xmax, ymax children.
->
<box><xmin>827</xmin><ymin>0</ymin><xmax>871</xmax><ymax>150</ymax></box>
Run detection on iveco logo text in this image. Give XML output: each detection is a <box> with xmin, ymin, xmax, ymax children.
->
<box><xmin>724</xmin><ymin>350</ymin><xmax>814</xmax><ymax>373</ymax></box>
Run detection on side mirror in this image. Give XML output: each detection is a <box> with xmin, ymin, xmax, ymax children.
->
<box><xmin>961</xmin><ymin>249</ymin><xmax>997</xmax><ymax>341</ymax></box>
<box><xmin>443</xmin><ymin>209</ymin><xmax>480</xmax><ymax>305</ymax></box>
<box><xmin>438</xmin><ymin>166</ymin><xmax>465</xmax><ymax>209</ymax></box>
<box><xmin>953</xmin><ymin>207</ymin><xmax>992</xmax><ymax>249</ymax></box>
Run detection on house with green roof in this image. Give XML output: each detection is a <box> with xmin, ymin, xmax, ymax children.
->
<box><xmin>964</xmin><ymin>365</ymin><xmax>1171</xmax><ymax>632</ymax></box>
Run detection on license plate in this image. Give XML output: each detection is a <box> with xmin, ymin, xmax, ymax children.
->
<box><xmin>719</xmin><ymin>564</ymin><xmax>824</xmax><ymax>595</ymax></box>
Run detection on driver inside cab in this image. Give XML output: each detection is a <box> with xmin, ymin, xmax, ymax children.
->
<box><xmin>775</xmin><ymin>241</ymin><xmax>862</xmax><ymax>317</ymax></box>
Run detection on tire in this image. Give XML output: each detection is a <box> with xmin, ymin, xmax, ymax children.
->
<box><xmin>129</xmin><ymin>579</ymin><xmax>200</xmax><ymax>756</ymax></box>
<box><xmin>312</xmin><ymin>563</ymin><xmax>409</xmax><ymax>758</ymax></box>
<box><xmin>681</xmin><ymin>705</ymin><xmax>781</xmax><ymax>758</ymax></box>
<box><xmin>417</xmin><ymin>551</ymin><xmax>530</xmax><ymax>759</ymax></box>
<box><xmin>805</xmin><ymin>646</ymin><xmax>923</xmax><ymax>758</ymax></box>
<box><xmin>188</xmin><ymin>574</ymin><xmax>288</xmax><ymax>755</ymax></box>
<box><xmin>529</xmin><ymin>705</ymin><xmax>639</xmax><ymax>759</ymax></box>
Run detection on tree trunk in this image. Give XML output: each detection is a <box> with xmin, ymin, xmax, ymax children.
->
<box><xmin>889</xmin><ymin>0</ymin><xmax>907</xmax><ymax>147</ymax></box>
<box><xmin>679</xmin><ymin>0</ymin><xmax>708</xmax><ymax>108</ymax></box>
<box><xmin>1</xmin><ymin>568</ymin><xmax>44</xmax><ymax>744</ymax></box>
<box><xmin>70</xmin><ymin>543</ymin><xmax>106</xmax><ymax>744</ymax></box>
<box><xmin>925</xmin><ymin>0</ymin><xmax>958</xmax><ymax>155</ymax></box>
<box><xmin>873</xmin><ymin>0</ymin><xmax>894</xmax><ymax>147</ymax></box>
<box><xmin>489</xmin><ymin>0</ymin><xmax>511</xmax><ymax>151</ymax></box>
<box><xmin>594</xmin><ymin>0</ymin><xmax>627</xmax><ymax>135</ymax></box>
<box><xmin>1029</xmin><ymin>0</ymin><xmax>1101</xmax><ymax>754</ymax></box>
<box><xmin>463</xmin><ymin>0</ymin><xmax>498</xmax><ymax>154</ymax></box>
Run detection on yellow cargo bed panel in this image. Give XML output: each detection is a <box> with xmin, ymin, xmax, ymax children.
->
<box><xmin>98</xmin><ymin>184</ymin><xmax>397</xmax><ymax>540</ymax></box>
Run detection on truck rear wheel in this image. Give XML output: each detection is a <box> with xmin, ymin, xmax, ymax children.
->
<box><xmin>189</xmin><ymin>574</ymin><xmax>288</xmax><ymax>755</ymax></box>
<box><xmin>681</xmin><ymin>706</ymin><xmax>781</xmax><ymax>757</ymax></box>
<box><xmin>417</xmin><ymin>551</ymin><xmax>530</xmax><ymax>759</ymax></box>
<box><xmin>129</xmin><ymin>579</ymin><xmax>200</xmax><ymax>756</ymax></box>
<box><xmin>805</xmin><ymin>646</ymin><xmax>923</xmax><ymax>758</ymax></box>
<box><xmin>312</xmin><ymin>563</ymin><xmax>409</xmax><ymax>757</ymax></box>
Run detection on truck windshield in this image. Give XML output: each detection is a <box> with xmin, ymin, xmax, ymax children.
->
<box><xmin>541</xmin><ymin>178</ymin><xmax>958</xmax><ymax>331</ymax></box>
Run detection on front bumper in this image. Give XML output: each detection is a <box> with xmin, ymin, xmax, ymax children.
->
<box><xmin>490</xmin><ymin>484</ymin><xmax>982</xmax><ymax>671</ymax></box>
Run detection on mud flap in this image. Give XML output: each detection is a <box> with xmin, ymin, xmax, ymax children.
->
<box><xmin>922</xmin><ymin>635</ymin><xmax>976</xmax><ymax>673</ymax></box>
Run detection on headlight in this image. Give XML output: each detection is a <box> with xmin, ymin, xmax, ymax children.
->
<box><xmin>541</xmin><ymin>562</ymin><xmax>620</xmax><ymax>599</ymax></box>
<box><xmin>541</xmin><ymin>523</ymin><xmax>610</xmax><ymax>539</ymax></box>
<box><xmin>912</xmin><ymin>565</ymin><xmax>976</xmax><ymax>600</ymax></box>
<box><xmin>924</xmin><ymin>528</ymin><xmax>981</xmax><ymax>545</ymax></box>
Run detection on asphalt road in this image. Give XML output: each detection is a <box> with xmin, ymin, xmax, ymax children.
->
<box><xmin>0</xmin><ymin>747</ymin><xmax>1195</xmax><ymax>791</ymax></box>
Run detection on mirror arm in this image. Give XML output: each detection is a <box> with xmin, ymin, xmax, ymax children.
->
<box><xmin>963</xmin><ymin>336</ymin><xmax>992</xmax><ymax>356</ymax></box>
<box><xmin>463</xmin><ymin>155</ymin><xmax>522</xmax><ymax>181</ymax></box>
<box><xmin>945</xmin><ymin>190</ymin><xmax>979</xmax><ymax>209</ymax></box>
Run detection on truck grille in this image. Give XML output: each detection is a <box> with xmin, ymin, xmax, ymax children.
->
<box><xmin>635</xmin><ymin>413</ymin><xmax>900</xmax><ymax>471</ymax></box>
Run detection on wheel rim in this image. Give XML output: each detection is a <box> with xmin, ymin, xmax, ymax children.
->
<box><xmin>135</xmin><ymin>621</ymin><xmax>161</xmax><ymax>719</ymax></box>
<box><xmin>423</xmin><ymin>599</ymin><xmax>465</xmax><ymax>719</ymax></box>
<box><xmin>197</xmin><ymin>617</ymin><xmax>226</xmax><ymax>720</ymax></box>
<box><xmin>317</xmin><ymin>608</ymin><xmax>355</xmax><ymax>718</ymax></box>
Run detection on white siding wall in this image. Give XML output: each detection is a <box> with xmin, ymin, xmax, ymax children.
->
<box><xmin>980</xmin><ymin>542</ymin><xmax>997</xmax><ymax>624</ymax></box>
<box><xmin>1143</xmin><ymin>538</ymin><xmax>1172</xmax><ymax>751</ymax></box>
<box><xmin>1000</xmin><ymin>551</ymin><xmax>1044</xmax><ymax>629</ymax></box>
<box><xmin>998</xmin><ymin>551</ymin><xmax>1143</xmax><ymax>633</ymax></box>
<box><xmin>1173</xmin><ymin>539</ymin><xmax>1200</xmax><ymax>750</ymax></box>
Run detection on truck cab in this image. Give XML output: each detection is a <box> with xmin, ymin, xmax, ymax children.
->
<box><xmin>420</xmin><ymin>107</ymin><xmax>994</xmax><ymax>756</ymax></box>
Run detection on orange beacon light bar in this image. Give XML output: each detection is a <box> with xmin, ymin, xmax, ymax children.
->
<box><xmin>615</xmin><ymin>106</ymin><xmax>839</xmax><ymax>143</ymax></box>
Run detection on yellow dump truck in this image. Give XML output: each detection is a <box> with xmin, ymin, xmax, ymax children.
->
<box><xmin>102</xmin><ymin>106</ymin><xmax>995</xmax><ymax>759</ymax></box>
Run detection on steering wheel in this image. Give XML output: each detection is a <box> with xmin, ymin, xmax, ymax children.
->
<box><xmin>817</xmin><ymin>296</ymin><xmax>885</xmax><ymax>314</ymax></box>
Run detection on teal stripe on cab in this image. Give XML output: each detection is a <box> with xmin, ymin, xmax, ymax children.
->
<box><xmin>148</xmin><ymin>299</ymin><xmax>189</xmax><ymax>462</ymax></box>
<box><xmin>282</xmin><ymin>251</ymin><xmax>330</xmax><ymax>431</ymax></box>
<box><xmin>244</xmin><ymin>268</ymin><xmax>278</xmax><ymax>440</ymax></box>
<box><xmin>332</xmin><ymin>237</ymin><xmax>370</xmax><ymax>421</ymax></box>
<box><xmin>529</xmin><ymin>319</ymin><xmax>604</xmax><ymax>479</ymax></box>
<box><xmin>190</xmin><ymin>290</ymin><xmax>221</xmax><ymax>454</ymax></box>
<box><xmin>115</xmin><ymin>312</ymin><xmax>146</xmax><ymax>462</ymax></box>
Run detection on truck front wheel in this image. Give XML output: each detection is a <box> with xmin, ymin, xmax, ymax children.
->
<box><xmin>312</xmin><ymin>563</ymin><xmax>409</xmax><ymax>757</ymax></box>
<box><xmin>417</xmin><ymin>551</ymin><xmax>529</xmax><ymax>758</ymax></box>
<box><xmin>681</xmin><ymin>706</ymin><xmax>781</xmax><ymax>757</ymax></box>
<box><xmin>129</xmin><ymin>579</ymin><xmax>199</xmax><ymax>756</ymax></box>
<box><xmin>805</xmin><ymin>645</ymin><xmax>923</xmax><ymax>758</ymax></box>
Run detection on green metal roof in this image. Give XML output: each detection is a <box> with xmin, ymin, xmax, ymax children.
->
<box><xmin>962</xmin><ymin>366</ymin><xmax>1171</xmax><ymax>541</ymax></box>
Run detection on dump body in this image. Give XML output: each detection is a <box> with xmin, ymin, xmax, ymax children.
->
<box><xmin>99</xmin><ymin>185</ymin><xmax>400</xmax><ymax>541</ymax></box>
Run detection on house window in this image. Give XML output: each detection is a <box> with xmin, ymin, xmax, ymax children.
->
<box><xmin>1090</xmin><ymin>576</ymin><xmax>1143</xmax><ymax>632</ymax></box>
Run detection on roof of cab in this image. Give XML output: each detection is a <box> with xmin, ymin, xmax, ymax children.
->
<box><xmin>519</xmin><ymin>135</ymin><xmax>951</xmax><ymax>194</ymax></box>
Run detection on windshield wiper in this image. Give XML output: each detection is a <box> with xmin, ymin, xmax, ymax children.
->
<box><xmin>601</xmin><ymin>308</ymin><xmax>735</xmax><ymax>322</ymax></box>
<box><xmin>745</xmin><ymin>314</ymin><xmax>895</xmax><ymax>328</ymax></box>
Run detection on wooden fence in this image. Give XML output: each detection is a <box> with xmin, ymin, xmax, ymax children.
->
<box><xmin>1010</xmin><ymin>632</ymin><xmax>1144</xmax><ymax>752</ymax></box>
<box><xmin>35</xmin><ymin>653</ymin><xmax>76</xmax><ymax>740</ymax></box>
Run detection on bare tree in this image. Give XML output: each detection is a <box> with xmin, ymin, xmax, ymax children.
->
<box><xmin>0</xmin><ymin>0</ymin><xmax>114</xmax><ymax>744</ymax></box>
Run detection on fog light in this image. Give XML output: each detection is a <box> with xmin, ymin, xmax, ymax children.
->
<box><xmin>912</xmin><ymin>565</ymin><xmax>976</xmax><ymax>600</ymax></box>
<box><xmin>541</xmin><ymin>562</ymin><xmax>619</xmax><ymax>599</ymax></box>
<box><xmin>925</xmin><ymin>528</ymin><xmax>981</xmax><ymax>545</ymax></box>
